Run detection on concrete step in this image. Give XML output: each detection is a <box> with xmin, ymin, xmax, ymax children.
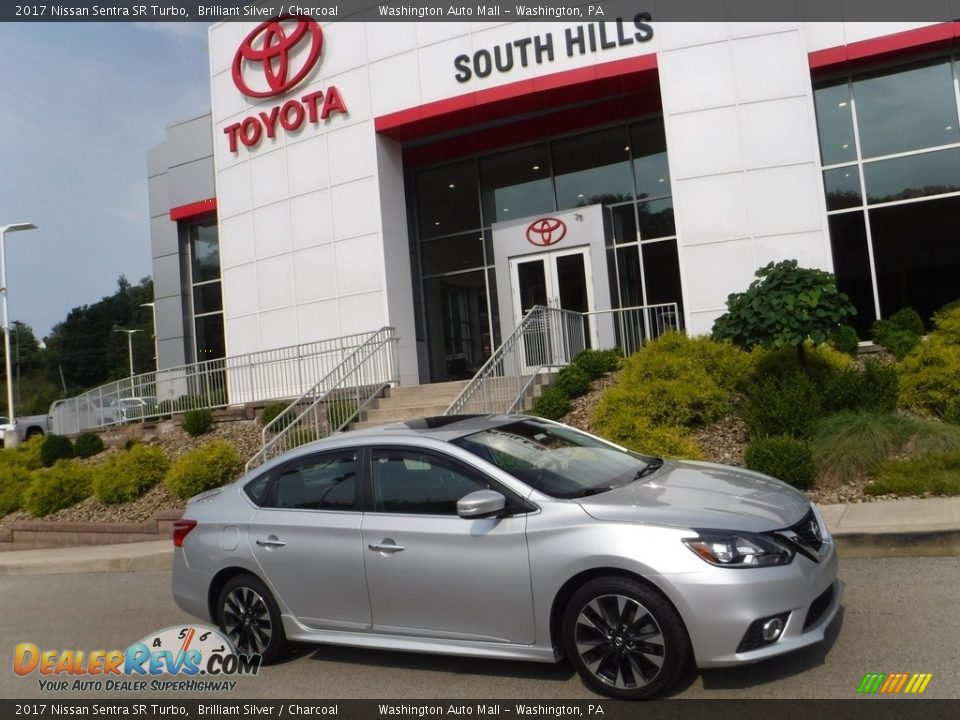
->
<box><xmin>363</xmin><ymin>403</ymin><xmax>452</xmax><ymax>423</ymax></box>
<box><xmin>383</xmin><ymin>381</ymin><xmax>469</xmax><ymax>400</ymax></box>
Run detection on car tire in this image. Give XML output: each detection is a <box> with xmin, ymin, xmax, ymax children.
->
<box><xmin>217</xmin><ymin>573</ymin><xmax>289</xmax><ymax>664</ymax></box>
<box><xmin>562</xmin><ymin>576</ymin><xmax>692</xmax><ymax>700</ymax></box>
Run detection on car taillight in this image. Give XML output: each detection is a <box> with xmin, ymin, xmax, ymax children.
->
<box><xmin>173</xmin><ymin>519</ymin><xmax>197</xmax><ymax>547</ymax></box>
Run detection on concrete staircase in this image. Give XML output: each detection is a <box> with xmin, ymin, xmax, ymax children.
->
<box><xmin>352</xmin><ymin>380</ymin><xmax>470</xmax><ymax>429</ymax></box>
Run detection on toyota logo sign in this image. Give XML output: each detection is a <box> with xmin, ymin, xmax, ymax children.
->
<box><xmin>526</xmin><ymin>218</ymin><xmax>567</xmax><ymax>247</ymax></box>
<box><xmin>232</xmin><ymin>16</ymin><xmax>323</xmax><ymax>98</ymax></box>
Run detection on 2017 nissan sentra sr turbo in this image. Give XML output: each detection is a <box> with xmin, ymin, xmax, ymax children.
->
<box><xmin>171</xmin><ymin>415</ymin><xmax>840</xmax><ymax>699</ymax></box>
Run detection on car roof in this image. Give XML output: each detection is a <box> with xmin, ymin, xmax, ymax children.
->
<box><xmin>340</xmin><ymin>414</ymin><xmax>525</xmax><ymax>442</ymax></box>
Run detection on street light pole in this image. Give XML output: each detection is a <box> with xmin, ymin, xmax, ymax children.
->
<box><xmin>114</xmin><ymin>328</ymin><xmax>143</xmax><ymax>378</ymax></box>
<box><xmin>0</xmin><ymin>222</ymin><xmax>37</xmax><ymax>448</ymax></box>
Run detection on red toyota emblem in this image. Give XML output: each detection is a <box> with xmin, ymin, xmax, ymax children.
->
<box><xmin>232</xmin><ymin>15</ymin><xmax>323</xmax><ymax>99</ymax></box>
<box><xmin>525</xmin><ymin>218</ymin><xmax>567</xmax><ymax>247</ymax></box>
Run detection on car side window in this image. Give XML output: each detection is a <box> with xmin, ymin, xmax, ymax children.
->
<box><xmin>269</xmin><ymin>450</ymin><xmax>358</xmax><ymax>511</ymax></box>
<box><xmin>370</xmin><ymin>448</ymin><xmax>491</xmax><ymax>515</ymax></box>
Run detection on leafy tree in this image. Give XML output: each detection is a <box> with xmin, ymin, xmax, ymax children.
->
<box><xmin>712</xmin><ymin>260</ymin><xmax>856</xmax><ymax>363</ymax></box>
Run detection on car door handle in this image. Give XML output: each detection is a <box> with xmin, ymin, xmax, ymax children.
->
<box><xmin>256</xmin><ymin>537</ymin><xmax>286</xmax><ymax>547</ymax></box>
<box><xmin>368</xmin><ymin>540</ymin><xmax>405</xmax><ymax>553</ymax></box>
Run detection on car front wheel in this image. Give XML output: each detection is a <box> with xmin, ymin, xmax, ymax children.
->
<box><xmin>217</xmin><ymin>574</ymin><xmax>288</xmax><ymax>664</ymax></box>
<box><xmin>562</xmin><ymin>576</ymin><xmax>691</xmax><ymax>699</ymax></box>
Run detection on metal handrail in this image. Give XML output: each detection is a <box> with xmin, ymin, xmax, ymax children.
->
<box><xmin>246</xmin><ymin>327</ymin><xmax>399</xmax><ymax>471</ymax></box>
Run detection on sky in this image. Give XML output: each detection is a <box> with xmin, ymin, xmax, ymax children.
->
<box><xmin>0</xmin><ymin>22</ymin><xmax>213</xmax><ymax>341</ymax></box>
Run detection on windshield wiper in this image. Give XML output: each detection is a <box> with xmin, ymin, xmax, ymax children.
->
<box><xmin>634</xmin><ymin>458</ymin><xmax>664</xmax><ymax>480</ymax></box>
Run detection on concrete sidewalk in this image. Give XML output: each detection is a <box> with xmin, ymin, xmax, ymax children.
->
<box><xmin>1</xmin><ymin>497</ymin><xmax>960</xmax><ymax>576</ymax></box>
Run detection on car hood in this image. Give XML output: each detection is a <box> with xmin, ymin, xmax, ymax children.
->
<box><xmin>575</xmin><ymin>460</ymin><xmax>810</xmax><ymax>533</ymax></box>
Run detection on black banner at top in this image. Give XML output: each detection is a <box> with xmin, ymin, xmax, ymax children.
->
<box><xmin>5</xmin><ymin>0</ymin><xmax>960</xmax><ymax>22</ymax></box>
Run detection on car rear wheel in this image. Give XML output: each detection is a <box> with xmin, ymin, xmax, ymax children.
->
<box><xmin>217</xmin><ymin>574</ymin><xmax>288</xmax><ymax>664</ymax></box>
<box><xmin>562</xmin><ymin>576</ymin><xmax>691</xmax><ymax>699</ymax></box>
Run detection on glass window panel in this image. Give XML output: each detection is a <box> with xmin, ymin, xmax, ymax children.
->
<box><xmin>555</xmin><ymin>253</ymin><xmax>589</xmax><ymax>313</ymax></box>
<box><xmin>637</xmin><ymin>198</ymin><xmax>675</xmax><ymax>239</ymax></box>
<box><xmin>615</xmin><ymin>245</ymin><xmax>643</xmax><ymax>307</ymax></box>
<box><xmin>870</xmin><ymin>195</ymin><xmax>960</xmax><ymax>323</ymax></box>
<box><xmin>863</xmin><ymin>147</ymin><xmax>960</xmax><ymax>204</ymax></box>
<box><xmin>192</xmin><ymin>281</ymin><xmax>223</xmax><ymax>315</ymax></box>
<box><xmin>420</xmin><ymin>233</ymin><xmax>485</xmax><ymax>276</ymax></box>
<box><xmin>641</xmin><ymin>239</ymin><xmax>684</xmax><ymax>315</ymax></box>
<box><xmin>827</xmin><ymin>212</ymin><xmax>875</xmax><ymax>335</ymax></box>
<box><xmin>272</xmin><ymin>451</ymin><xmax>357</xmax><ymax>511</ymax></box>
<box><xmin>371</xmin><ymin>449</ymin><xmax>491</xmax><ymax>515</ymax></box>
<box><xmin>853</xmin><ymin>60</ymin><xmax>959</xmax><ymax>158</ymax></box>
<box><xmin>610</xmin><ymin>204</ymin><xmax>637</xmax><ymax>245</ymax></box>
<box><xmin>823</xmin><ymin>166</ymin><xmax>863</xmax><ymax>210</ymax></box>
<box><xmin>487</xmin><ymin>268</ymin><xmax>501</xmax><ymax>348</ymax></box>
<box><xmin>480</xmin><ymin>144</ymin><xmax>554</xmax><ymax>225</ymax></box>
<box><xmin>553</xmin><ymin>127</ymin><xmax>634</xmax><ymax>210</ymax></box>
<box><xmin>423</xmin><ymin>270</ymin><xmax>490</xmax><ymax>382</ymax></box>
<box><xmin>416</xmin><ymin>160</ymin><xmax>481</xmax><ymax>239</ymax></box>
<box><xmin>813</xmin><ymin>81</ymin><xmax>858</xmax><ymax>166</ymax></box>
<box><xmin>194</xmin><ymin>313</ymin><xmax>225</xmax><ymax>361</ymax></box>
<box><xmin>516</xmin><ymin>259</ymin><xmax>548</xmax><ymax>312</ymax></box>
<box><xmin>190</xmin><ymin>224</ymin><xmax>220</xmax><ymax>283</ymax></box>
<box><xmin>630</xmin><ymin>119</ymin><xmax>671</xmax><ymax>200</ymax></box>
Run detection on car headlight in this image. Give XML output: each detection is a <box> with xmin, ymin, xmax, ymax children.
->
<box><xmin>683</xmin><ymin>531</ymin><xmax>795</xmax><ymax>567</ymax></box>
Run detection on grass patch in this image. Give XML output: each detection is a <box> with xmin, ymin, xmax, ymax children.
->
<box><xmin>867</xmin><ymin>451</ymin><xmax>960</xmax><ymax>496</ymax></box>
<box><xmin>810</xmin><ymin>411</ymin><xmax>960</xmax><ymax>485</ymax></box>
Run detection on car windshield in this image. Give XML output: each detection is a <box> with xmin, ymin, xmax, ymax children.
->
<box><xmin>452</xmin><ymin>419</ymin><xmax>660</xmax><ymax>499</ymax></box>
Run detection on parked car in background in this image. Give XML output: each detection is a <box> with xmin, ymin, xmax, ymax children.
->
<box><xmin>0</xmin><ymin>413</ymin><xmax>50</xmax><ymax>444</ymax></box>
<box><xmin>109</xmin><ymin>396</ymin><xmax>157</xmax><ymax>422</ymax></box>
<box><xmin>171</xmin><ymin>415</ymin><xmax>840</xmax><ymax>699</ymax></box>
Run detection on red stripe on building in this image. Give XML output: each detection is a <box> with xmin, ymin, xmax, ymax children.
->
<box><xmin>809</xmin><ymin>22</ymin><xmax>960</xmax><ymax>71</ymax></box>
<box><xmin>170</xmin><ymin>198</ymin><xmax>217</xmax><ymax>221</ymax></box>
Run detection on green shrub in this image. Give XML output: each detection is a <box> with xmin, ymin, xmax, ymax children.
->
<box><xmin>899</xmin><ymin>307</ymin><xmax>960</xmax><ymax>416</ymax></box>
<box><xmin>0</xmin><ymin>466</ymin><xmax>31</xmax><ymax>515</ymax></box>
<box><xmin>741</xmin><ymin>370</ymin><xmax>822</xmax><ymax>439</ymax></box>
<box><xmin>828</xmin><ymin>324</ymin><xmax>860</xmax><ymax>357</ymax></box>
<box><xmin>22</xmin><ymin>461</ymin><xmax>93</xmax><ymax>517</ymax></box>
<box><xmin>744</xmin><ymin>435</ymin><xmax>816</xmax><ymax>490</ymax></box>
<box><xmin>890</xmin><ymin>307</ymin><xmax>926</xmax><ymax>335</ymax></box>
<box><xmin>552</xmin><ymin>365</ymin><xmax>591</xmax><ymax>399</ymax></box>
<box><xmin>532</xmin><ymin>387</ymin><xmax>571</xmax><ymax>420</ymax></box>
<box><xmin>751</xmin><ymin>342</ymin><xmax>852</xmax><ymax>393</ymax></box>
<box><xmin>0</xmin><ymin>435</ymin><xmax>44</xmax><ymax>472</ymax></box>
<box><xmin>871</xmin><ymin>319</ymin><xmax>920</xmax><ymax>359</ymax></box>
<box><xmin>92</xmin><ymin>445</ymin><xmax>170</xmax><ymax>504</ymax></box>
<box><xmin>811</xmin><ymin>411</ymin><xmax>960</xmax><ymax>484</ymax></box>
<box><xmin>934</xmin><ymin>298</ymin><xmax>960</xmax><ymax>322</ymax></box>
<box><xmin>867</xmin><ymin>450</ymin><xmax>960</xmax><ymax>496</ymax></box>
<box><xmin>572</xmin><ymin>348</ymin><xmax>622</xmax><ymax>380</ymax></box>
<box><xmin>182</xmin><ymin>409</ymin><xmax>213</xmax><ymax>437</ymax></box>
<box><xmin>164</xmin><ymin>440</ymin><xmax>243</xmax><ymax>500</ymax></box>
<box><xmin>73</xmin><ymin>432</ymin><xmax>105</xmax><ymax>459</ymax></box>
<box><xmin>823</xmin><ymin>358</ymin><xmax>899</xmax><ymax>414</ymax></box>
<box><xmin>261</xmin><ymin>402</ymin><xmax>292</xmax><ymax>431</ymax></box>
<box><xmin>40</xmin><ymin>434</ymin><xmax>74</xmax><ymax>468</ymax></box>
<box><xmin>593</xmin><ymin>332</ymin><xmax>750</xmax><ymax>436</ymax></box>
<box><xmin>945</xmin><ymin>397</ymin><xmax>960</xmax><ymax>426</ymax></box>
<box><xmin>597</xmin><ymin>413</ymin><xmax>702</xmax><ymax>459</ymax></box>
<box><xmin>326</xmin><ymin>400</ymin><xmax>357</xmax><ymax>430</ymax></box>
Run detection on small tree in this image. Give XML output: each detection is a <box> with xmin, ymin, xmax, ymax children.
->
<box><xmin>712</xmin><ymin>260</ymin><xmax>856</xmax><ymax>363</ymax></box>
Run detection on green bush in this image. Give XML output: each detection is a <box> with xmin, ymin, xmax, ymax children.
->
<box><xmin>552</xmin><ymin>365</ymin><xmax>591</xmax><ymax>399</ymax></box>
<box><xmin>92</xmin><ymin>445</ymin><xmax>170</xmax><ymax>504</ymax></box>
<box><xmin>22</xmin><ymin>461</ymin><xmax>93</xmax><ymax>517</ymax></box>
<box><xmin>593</xmin><ymin>332</ymin><xmax>750</xmax><ymax>435</ymax></box>
<box><xmin>823</xmin><ymin>358</ymin><xmax>899</xmax><ymax>414</ymax></box>
<box><xmin>40</xmin><ymin>434</ymin><xmax>74</xmax><ymax>468</ymax></box>
<box><xmin>0</xmin><ymin>466</ymin><xmax>31</xmax><ymax>515</ymax></box>
<box><xmin>871</xmin><ymin>319</ymin><xmax>920</xmax><ymax>359</ymax></box>
<box><xmin>899</xmin><ymin>306</ymin><xmax>960</xmax><ymax>416</ymax></box>
<box><xmin>828</xmin><ymin>324</ymin><xmax>860</xmax><ymax>357</ymax></box>
<box><xmin>751</xmin><ymin>342</ymin><xmax>852</xmax><ymax>393</ymax></box>
<box><xmin>572</xmin><ymin>348</ymin><xmax>622</xmax><ymax>380</ymax></box>
<box><xmin>867</xmin><ymin>450</ymin><xmax>960</xmax><ymax>497</ymax></box>
<box><xmin>890</xmin><ymin>307</ymin><xmax>926</xmax><ymax>335</ymax></box>
<box><xmin>261</xmin><ymin>402</ymin><xmax>292</xmax><ymax>431</ymax></box>
<box><xmin>595</xmin><ymin>413</ymin><xmax>702</xmax><ymax>459</ymax></box>
<box><xmin>326</xmin><ymin>400</ymin><xmax>357</xmax><ymax>430</ymax></box>
<box><xmin>945</xmin><ymin>397</ymin><xmax>960</xmax><ymax>426</ymax></box>
<box><xmin>182</xmin><ymin>409</ymin><xmax>213</xmax><ymax>437</ymax></box>
<box><xmin>744</xmin><ymin>435</ymin><xmax>816</xmax><ymax>490</ymax></box>
<box><xmin>0</xmin><ymin>435</ymin><xmax>44</xmax><ymax>472</ymax></box>
<box><xmin>73</xmin><ymin>432</ymin><xmax>105</xmax><ymax>459</ymax></box>
<box><xmin>811</xmin><ymin>411</ymin><xmax>960</xmax><ymax>485</ymax></box>
<box><xmin>741</xmin><ymin>370</ymin><xmax>822</xmax><ymax>439</ymax></box>
<box><xmin>532</xmin><ymin>387</ymin><xmax>571</xmax><ymax>420</ymax></box>
<box><xmin>164</xmin><ymin>440</ymin><xmax>243</xmax><ymax>500</ymax></box>
<box><xmin>934</xmin><ymin>298</ymin><xmax>960</xmax><ymax>322</ymax></box>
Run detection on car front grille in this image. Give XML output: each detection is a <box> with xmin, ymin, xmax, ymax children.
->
<box><xmin>790</xmin><ymin>508</ymin><xmax>824</xmax><ymax>552</ymax></box>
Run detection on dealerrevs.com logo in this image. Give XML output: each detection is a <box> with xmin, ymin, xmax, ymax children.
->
<box><xmin>13</xmin><ymin>625</ymin><xmax>260</xmax><ymax>693</ymax></box>
<box><xmin>224</xmin><ymin>15</ymin><xmax>348</xmax><ymax>153</ymax></box>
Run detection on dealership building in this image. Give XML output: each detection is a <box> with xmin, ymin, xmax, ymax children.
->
<box><xmin>147</xmin><ymin>18</ymin><xmax>960</xmax><ymax>391</ymax></box>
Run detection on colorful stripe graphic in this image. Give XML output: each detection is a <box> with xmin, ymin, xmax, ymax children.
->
<box><xmin>857</xmin><ymin>673</ymin><xmax>933</xmax><ymax>694</ymax></box>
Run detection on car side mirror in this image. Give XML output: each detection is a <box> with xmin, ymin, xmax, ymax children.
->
<box><xmin>457</xmin><ymin>489</ymin><xmax>506</xmax><ymax>519</ymax></box>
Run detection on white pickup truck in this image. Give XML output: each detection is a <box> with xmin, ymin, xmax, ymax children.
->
<box><xmin>0</xmin><ymin>413</ymin><xmax>51</xmax><ymax>444</ymax></box>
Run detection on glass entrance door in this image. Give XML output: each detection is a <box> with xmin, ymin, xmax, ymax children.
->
<box><xmin>509</xmin><ymin>248</ymin><xmax>597</xmax><ymax>367</ymax></box>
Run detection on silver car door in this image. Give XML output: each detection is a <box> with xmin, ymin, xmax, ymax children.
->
<box><xmin>361</xmin><ymin>446</ymin><xmax>535</xmax><ymax>644</ymax></box>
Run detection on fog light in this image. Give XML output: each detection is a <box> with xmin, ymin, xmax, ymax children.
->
<box><xmin>762</xmin><ymin>617</ymin><xmax>784</xmax><ymax>641</ymax></box>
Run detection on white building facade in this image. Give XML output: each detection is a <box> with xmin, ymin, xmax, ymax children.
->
<box><xmin>151</xmin><ymin>19</ymin><xmax>960</xmax><ymax>389</ymax></box>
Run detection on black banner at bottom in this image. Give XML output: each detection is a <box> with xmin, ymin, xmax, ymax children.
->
<box><xmin>3</xmin><ymin>699</ymin><xmax>960</xmax><ymax>720</ymax></box>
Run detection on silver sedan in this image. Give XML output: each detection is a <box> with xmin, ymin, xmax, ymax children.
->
<box><xmin>171</xmin><ymin>415</ymin><xmax>840</xmax><ymax>699</ymax></box>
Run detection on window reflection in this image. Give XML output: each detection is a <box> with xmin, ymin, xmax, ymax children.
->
<box><xmin>416</xmin><ymin>160</ymin><xmax>480</xmax><ymax>239</ymax></box>
<box><xmin>823</xmin><ymin>166</ymin><xmax>862</xmax><ymax>210</ymax></box>
<box><xmin>813</xmin><ymin>81</ymin><xmax>857</xmax><ymax>166</ymax></box>
<box><xmin>553</xmin><ymin>127</ymin><xmax>633</xmax><ymax>210</ymax></box>
<box><xmin>631</xmin><ymin>119</ymin><xmax>671</xmax><ymax>200</ymax></box>
<box><xmin>480</xmin><ymin>145</ymin><xmax>554</xmax><ymax>225</ymax></box>
<box><xmin>863</xmin><ymin>147</ymin><xmax>960</xmax><ymax>204</ymax></box>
